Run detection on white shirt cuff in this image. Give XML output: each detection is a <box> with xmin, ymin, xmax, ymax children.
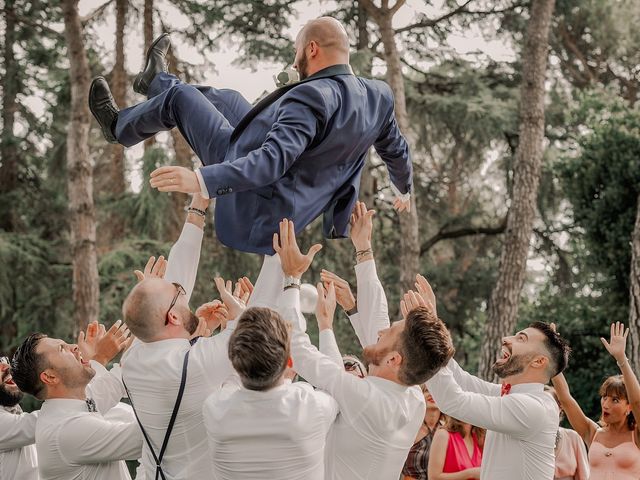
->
<box><xmin>195</xmin><ymin>169</ymin><xmax>210</xmax><ymax>199</ymax></box>
<box><xmin>391</xmin><ymin>182</ymin><xmax>411</xmax><ymax>202</ymax></box>
<box><xmin>354</xmin><ymin>258</ymin><xmax>377</xmax><ymax>282</ymax></box>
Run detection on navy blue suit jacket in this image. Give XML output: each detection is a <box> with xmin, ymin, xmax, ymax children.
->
<box><xmin>199</xmin><ymin>65</ymin><xmax>412</xmax><ymax>254</ymax></box>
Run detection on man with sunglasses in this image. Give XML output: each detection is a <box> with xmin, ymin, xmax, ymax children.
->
<box><xmin>0</xmin><ymin>355</ymin><xmax>38</xmax><ymax>479</ymax></box>
<box><xmin>120</xmin><ymin>193</ymin><xmax>239</xmax><ymax>480</ymax></box>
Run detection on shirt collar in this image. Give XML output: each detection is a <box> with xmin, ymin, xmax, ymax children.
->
<box><xmin>41</xmin><ymin>398</ymin><xmax>90</xmax><ymax>414</ymax></box>
<box><xmin>367</xmin><ymin>375</ymin><xmax>416</xmax><ymax>393</ymax></box>
<box><xmin>509</xmin><ymin>383</ymin><xmax>545</xmax><ymax>394</ymax></box>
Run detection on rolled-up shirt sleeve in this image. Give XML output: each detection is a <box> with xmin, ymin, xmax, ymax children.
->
<box><xmin>426</xmin><ymin>366</ymin><xmax>546</xmax><ymax>438</ymax></box>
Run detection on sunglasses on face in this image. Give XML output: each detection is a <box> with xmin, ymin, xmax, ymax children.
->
<box><xmin>165</xmin><ymin>283</ymin><xmax>187</xmax><ymax>326</ymax></box>
<box><xmin>344</xmin><ymin>360</ymin><xmax>365</xmax><ymax>378</ymax></box>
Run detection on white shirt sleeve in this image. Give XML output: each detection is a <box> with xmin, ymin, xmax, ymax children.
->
<box><xmin>350</xmin><ymin>260</ymin><xmax>390</xmax><ymax>347</ymax></box>
<box><xmin>426</xmin><ymin>366</ymin><xmax>547</xmax><ymax>438</ymax></box>
<box><xmin>0</xmin><ymin>408</ymin><xmax>37</xmax><ymax>451</ymax></box>
<box><xmin>447</xmin><ymin>358</ymin><xmax>501</xmax><ymax>396</ymax></box>
<box><xmin>319</xmin><ymin>329</ymin><xmax>343</xmax><ymax>367</ymax></box>
<box><xmin>85</xmin><ymin>361</ymin><xmax>126</xmax><ymax>414</ymax></box>
<box><xmin>248</xmin><ymin>254</ymin><xmax>285</xmax><ymax>311</ymax></box>
<box><xmin>195</xmin><ymin>169</ymin><xmax>210</xmax><ymax>199</ymax></box>
<box><xmin>58</xmin><ymin>414</ymin><xmax>143</xmax><ymax>464</ymax></box>
<box><xmin>191</xmin><ymin>321</ymin><xmax>237</xmax><ymax>387</ymax></box>
<box><xmin>281</xmin><ymin>289</ymin><xmax>373</xmax><ymax>422</ymax></box>
<box><xmin>164</xmin><ymin>222</ymin><xmax>204</xmax><ymax>303</ymax></box>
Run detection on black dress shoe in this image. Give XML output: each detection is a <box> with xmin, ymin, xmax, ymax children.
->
<box><xmin>133</xmin><ymin>33</ymin><xmax>171</xmax><ymax>96</ymax></box>
<box><xmin>88</xmin><ymin>77</ymin><xmax>119</xmax><ymax>144</ymax></box>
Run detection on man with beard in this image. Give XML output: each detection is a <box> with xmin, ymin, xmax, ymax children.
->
<box><xmin>0</xmin><ymin>355</ymin><xmax>38</xmax><ymax>479</ymax></box>
<box><xmin>120</xmin><ymin>193</ymin><xmax>236</xmax><ymax>480</ymax></box>
<box><xmin>272</xmin><ymin>218</ymin><xmax>455</xmax><ymax>480</ymax></box>
<box><xmin>10</xmin><ymin>329</ymin><xmax>140</xmax><ymax>480</ymax></box>
<box><xmin>424</xmin><ymin>314</ymin><xmax>571</xmax><ymax>480</ymax></box>
<box><xmin>88</xmin><ymin>16</ymin><xmax>413</xmax><ymax>256</ymax></box>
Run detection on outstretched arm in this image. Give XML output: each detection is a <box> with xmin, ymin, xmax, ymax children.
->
<box><xmin>601</xmin><ymin>322</ymin><xmax>640</xmax><ymax>446</ymax></box>
<box><xmin>373</xmin><ymin>97</ymin><xmax>412</xmax><ymax>213</ymax></box>
<box><xmin>551</xmin><ymin>373</ymin><xmax>598</xmax><ymax>446</ymax></box>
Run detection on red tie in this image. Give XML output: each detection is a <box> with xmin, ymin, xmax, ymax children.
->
<box><xmin>501</xmin><ymin>383</ymin><xmax>511</xmax><ymax>396</ymax></box>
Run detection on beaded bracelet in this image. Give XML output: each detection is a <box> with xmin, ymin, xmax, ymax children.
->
<box><xmin>187</xmin><ymin>207</ymin><xmax>207</xmax><ymax>218</ymax></box>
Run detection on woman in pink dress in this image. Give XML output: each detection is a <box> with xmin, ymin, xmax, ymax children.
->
<box><xmin>551</xmin><ymin>322</ymin><xmax>640</xmax><ymax>480</ymax></box>
<box><xmin>427</xmin><ymin>415</ymin><xmax>484</xmax><ymax>480</ymax></box>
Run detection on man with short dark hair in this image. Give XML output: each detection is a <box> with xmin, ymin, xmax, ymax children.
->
<box><xmin>271</xmin><ymin>218</ymin><xmax>454</xmax><ymax>480</ymax></box>
<box><xmin>11</xmin><ymin>326</ymin><xmax>139</xmax><ymax>480</ymax></box>
<box><xmin>202</xmin><ymin>306</ymin><xmax>338</xmax><ymax>479</ymax></box>
<box><xmin>0</xmin><ymin>355</ymin><xmax>38</xmax><ymax>479</ymax></box>
<box><xmin>424</xmin><ymin>298</ymin><xmax>571</xmax><ymax>479</ymax></box>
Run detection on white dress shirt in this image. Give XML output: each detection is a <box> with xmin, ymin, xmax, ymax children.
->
<box><xmin>426</xmin><ymin>359</ymin><xmax>559</xmax><ymax>480</ymax></box>
<box><xmin>349</xmin><ymin>260</ymin><xmax>391</xmax><ymax>348</ymax></box>
<box><xmin>280</xmin><ymin>289</ymin><xmax>426</xmax><ymax>480</ymax></box>
<box><xmin>203</xmin><ymin>380</ymin><xmax>338</xmax><ymax>479</ymax></box>
<box><xmin>36</xmin><ymin>360</ymin><xmax>142</xmax><ymax>480</ymax></box>
<box><xmin>122</xmin><ymin>221</ymin><xmax>236</xmax><ymax>480</ymax></box>
<box><xmin>0</xmin><ymin>406</ymin><xmax>39</xmax><ymax>480</ymax></box>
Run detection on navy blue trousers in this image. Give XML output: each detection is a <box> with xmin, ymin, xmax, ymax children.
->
<box><xmin>115</xmin><ymin>73</ymin><xmax>252</xmax><ymax>166</ymax></box>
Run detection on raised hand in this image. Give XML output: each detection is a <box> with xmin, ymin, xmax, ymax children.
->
<box><xmin>190</xmin><ymin>317</ymin><xmax>212</xmax><ymax>340</ymax></box>
<box><xmin>93</xmin><ymin>320</ymin><xmax>132</xmax><ymax>365</ymax></box>
<box><xmin>150</xmin><ymin>166</ymin><xmax>200</xmax><ymax>194</ymax></box>
<box><xmin>134</xmin><ymin>255</ymin><xmax>167</xmax><ymax>282</ymax></box>
<box><xmin>273</xmin><ymin>218</ymin><xmax>322</xmax><ymax>278</ymax></box>
<box><xmin>601</xmin><ymin>322</ymin><xmax>629</xmax><ymax>363</ymax></box>
<box><xmin>350</xmin><ymin>201</ymin><xmax>375</xmax><ymax>252</ymax></box>
<box><xmin>236</xmin><ymin>277</ymin><xmax>254</xmax><ymax>303</ymax></box>
<box><xmin>415</xmin><ymin>274</ymin><xmax>437</xmax><ymax>316</ymax></box>
<box><xmin>77</xmin><ymin>321</ymin><xmax>103</xmax><ymax>363</ymax></box>
<box><xmin>315</xmin><ymin>282</ymin><xmax>337</xmax><ymax>331</ymax></box>
<box><xmin>393</xmin><ymin>196</ymin><xmax>411</xmax><ymax>213</ymax></box>
<box><xmin>195</xmin><ymin>300</ymin><xmax>229</xmax><ymax>332</ymax></box>
<box><xmin>214</xmin><ymin>277</ymin><xmax>246</xmax><ymax>320</ymax></box>
<box><xmin>400</xmin><ymin>290</ymin><xmax>429</xmax><ymax>319</ymax></box>
<box><xmin>320</xmin><ymin>269</ymin><xmax>356</xmax><ymax>312</ymax></box>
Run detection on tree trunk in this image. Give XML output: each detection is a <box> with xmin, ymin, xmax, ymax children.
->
<box><xmin>0</xmin><ymin>0</ymin><xmax>19</xmax><ymax>231</ymax></box>
<box><xmin>478</xmin><ymin>0</ymin><xmax>555</xmax><ymax>380</ymax></box>
<box><xmin>628</xmin><ymin>194</ymin><xmax>640</xmax><ymax>373</ymax></box>
<box><xmin>356</xmin><ymin>4</ymin><xmax>376</xmax><ymax>209</ymax></box>
<box><xmin>143</xmin><ymin>0</ymin><xmax>155</xmax><ymax>149</ymax></box>
<box><xmin>376</xmin><ymin>13</ymin><xmax>421</xmax><ymax>295</ymax></box>
<box><xmin>62</xmin><ymin>0</ymin><xmax>100</xmax><ymax>332</ymax></box>
<box><xmin>110</xmin><ymin>0</ymin><xmax>128</xmax><ymax>195</ymax></box>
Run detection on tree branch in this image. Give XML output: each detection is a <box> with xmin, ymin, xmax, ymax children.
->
<box><xmin>81</xmin><ymin>0</ymin><xmax>114</xmax><ymax>24</ymax></box>
<box><xmin>420</xmin><ymin>216</ymin><xmax>508</xmax><ymax>255</ymax></box>
<box><xmin>389</xmin><ymin>0</ymin><xmax>407</xmax><ymax>15</ymax></box>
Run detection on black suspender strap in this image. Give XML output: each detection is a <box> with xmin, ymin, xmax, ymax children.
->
<box><xmin>123</xmin><ymin>346</ymin><xmax>193</xmax><ymax>480</ymax></box>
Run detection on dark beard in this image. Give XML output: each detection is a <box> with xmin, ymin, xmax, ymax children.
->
<box><xmin>185</xmin><ymin>311</ymin><xmax>200</xmax><ymax>335</ymax></box>
<box><xmin>362</xmin><ymin>344</ymin><xmax>390</xmax><ymax>368</ymax></box>
<box><xmin>298</xmin><ymin>51</ymin><xmax>309</xmax><ymax>80</ymax></box>
<box><xmin>492</xmin><ymin>353</ymin><xmax>533</xmax><ymax>379</ymax></box>
<box><xmin>0</xmin><ymin>384</ymin><xmax>23</xmax><ymax>407</ymax></box>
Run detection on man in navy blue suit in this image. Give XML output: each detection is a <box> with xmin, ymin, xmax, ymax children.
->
<box><xmin>89</xmin><ymin>17</ymin><xmax>413</xmax><ymax>255</ymax></box>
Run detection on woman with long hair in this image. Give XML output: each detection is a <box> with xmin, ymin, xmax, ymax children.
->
<box><xmin>427</xmin><ymin>416</ymin><xmax>483</xmax><ymax>480</ymax></box>
<box><xmin>552</xmin><ymin>322</ymin><xmax>640</xmax><ymax>479</ymax></box>
<box><xmin>402</xmin><ymin>385</ymin><xmax>445</xmax><ymax>480</ymax></box>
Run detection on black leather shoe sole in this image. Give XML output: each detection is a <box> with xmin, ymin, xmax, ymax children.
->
<box><xmin>89</xmin><ymin>77</ymin><xmax>119</xmax><ymax>144</ymax></box>
<box><xmin>133</xmin><ymin>33</ymin><xmax>171</xmax><ymax>96</ymax></box>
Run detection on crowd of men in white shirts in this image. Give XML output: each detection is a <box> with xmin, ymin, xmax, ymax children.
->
<box><xmin>0</xmin><ymin>195</ymin><xmax>571</xmax><ymax>480</ymax></box>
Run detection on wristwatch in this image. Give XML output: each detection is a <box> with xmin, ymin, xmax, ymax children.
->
<box><xmin>284</xmin><ymin>276</ymin><xmax>301</xmax><ymax>290</ymax></box>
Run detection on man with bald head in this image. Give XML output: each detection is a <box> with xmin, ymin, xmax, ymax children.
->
<box><xmin>119</xmin><ymin>193</ymin><xmax>238</xmax><ymax>480</ymax></box>
<box><xmin>89</xmin><ymin>16</ymin><xmax>413</xmax><ymax>254</ymax></box>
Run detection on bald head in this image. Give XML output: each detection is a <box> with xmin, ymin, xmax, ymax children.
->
<box><xmin>298</xmin><ymin>17</ymin><xmax>350</xmax><ymax>56</ymax></box>
<box><xmin>294</xmin><ymin>17</ymin><xmax>350</xmax><ymax>78</ymax></box>
<box><xmin>122</xmin><ymin>278</ymin><xmax>171</xmax><ymax>342</ymax></box>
